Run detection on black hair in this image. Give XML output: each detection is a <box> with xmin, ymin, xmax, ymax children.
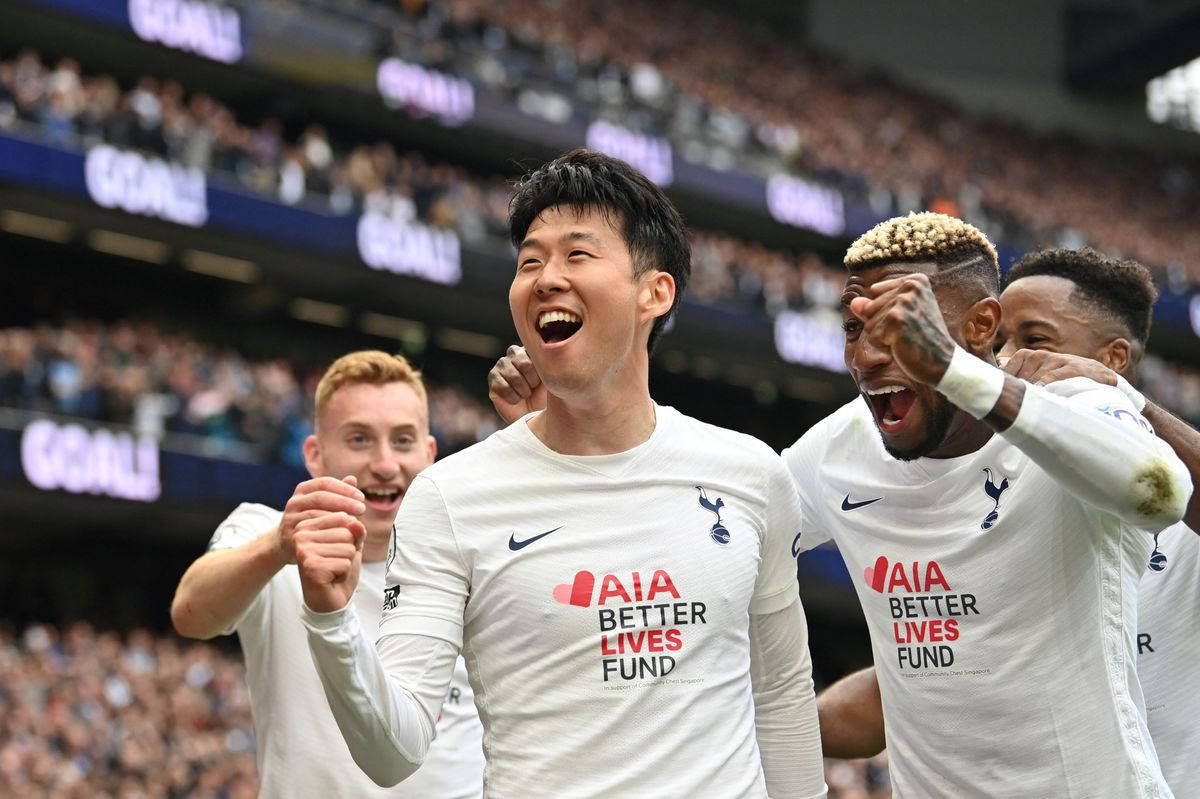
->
<box><xmin>508</xmin><ymin>148</ymin><xmax>690</xmax><ymax>353</ymax></box>
<box><xmin>1005</xmin><ymin>248</ymin><xmax>1157</xmax><ymax>345</ymax></box>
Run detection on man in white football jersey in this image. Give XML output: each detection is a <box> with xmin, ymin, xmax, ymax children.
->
<box><xmin>170</xmin><ymin>350</ymin><xmax>484</xmax><ymax>799</ymax></box>
<box><xmin>296</xmin><ymin>149</ymin><xmax>827</xmax><ymax>798</ymax></box>
<box><xmin>818</xmin><ymin>247</ymin><xmax>1200</xmax><ymax>799</ymax></box>
<box><xmin>995</xmin><ymin>248</ymin><xmax>1200</xmax><ymax>798</ymax></box>
<box><xmin>787</xmin><ymin>215</ymin><xmax>1189</xmax><ymax>798</ymax></box>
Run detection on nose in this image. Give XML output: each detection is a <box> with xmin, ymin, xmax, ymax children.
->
<box><xmin>847</xmin><ymin>334</ymin><xmax>891</xmax><ymax>378</ymax></box>
<box><xmin>533</xmin><ymin>255</ymin><xmax>569</xmax><ymax>297</ymax></box>
<box><xmin>369</xmin><ymin>443</ymin><xmax>400</xmax><ymax>481</ymax></box>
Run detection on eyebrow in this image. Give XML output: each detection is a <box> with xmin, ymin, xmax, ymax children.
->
<box><xmin>1016</xmin><ymin>319</ymin><xmax>1057</xmax><ymax>333</ymax></box>
<box><xmin>519</xmin><ymin>230</ymin><xmax>605</xmax><ymax>251</ymax></box>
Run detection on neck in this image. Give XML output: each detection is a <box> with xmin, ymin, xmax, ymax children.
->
<box><xmin>530</xmin><ymin>367</ymin><xmax>657</xmax><ymax>455</ymax></box>
<box><xmin>362</xmin><ymin>529</ymin><xmax>391</xmax><ymax>564</ymax></box>
<box><xmin>926</xmin><ymin>411</ymin><xmax>994</xmax><ymax>458</ymax></box>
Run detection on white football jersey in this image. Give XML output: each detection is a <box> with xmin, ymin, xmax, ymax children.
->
<box><xmin>783</xmin><ymin>384</ymin><xmax>1174</xmax><ymax>799</ymax></box>
<box><xmin>1138</xmin><ymin>521</ymin><xmax>1200</xmax><ymax>799</ymax></box>
<box><xmin>374</xmin><ymin>405</ymin><xmax>823</xmax><ymax>798</ymax></box>
<box><xmin>210</xmin><ymin>503</ymin><xmax>484</xmax><ymax>799</ymax></box>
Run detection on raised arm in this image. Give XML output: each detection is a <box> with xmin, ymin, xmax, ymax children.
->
<box><xmin>301</xmin><ymin>475</ymin><xmax>469</xmax><ymax>787</ymax></box>
<box><xmin>171</xmin><ymin>478</ymin><xmax>366</xmax><ymax>639</ymax></box>
<box><xmin>1000</xmin><ymin>349</ymin><xmax>1200</xmax><ymax>533</ymax></box>
<box><xmin>850</xmin><ymin>275</ymin><xmax>1190</xmax><ymax>531</ymax></box>
<box><xmin>1140</xmin><ymin>403</ymin><xmax>1200</xmax><ymax>531</ymax></box>
<box><xmin>817</xmin><ymin>667</ymin><xmax>885</xmax><ymax>759</ymax></box>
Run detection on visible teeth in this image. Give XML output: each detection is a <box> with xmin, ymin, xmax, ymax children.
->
<box><xmin>866</xmin><ymin>385</ymin><xmax>906</xmax><ymax>396</ymax></box>
<box><xmin>538</xmin><ymin>310</ymin><xmax>581</xmax><ymax>328</ymax></box>
<box><xmin>364</xmin><ymin>488</ymin><xmax>400</xmax><ymax>499</ymax></box>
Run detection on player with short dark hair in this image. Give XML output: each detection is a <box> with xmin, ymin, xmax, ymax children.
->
<box><xmin>997</xmin><ymin>249</ymin><xmax>1199</xmax><ymax>799</ymax></box>
<box><xmin>785</xmin><ymin>213</ymin><xmax>1188</xmax><ymax>798</ymax></box>
<box><xmin>299</xmin><ymin>150</ymin><xmax>827</xmax><ymax>798</ymax></box>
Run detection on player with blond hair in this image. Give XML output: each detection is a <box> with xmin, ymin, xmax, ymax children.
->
<box><xmin>171</xmin><ymin>350</ymin><xmax>483</xmax><ymax>799</ymax></box>
<box><xmin>784</xmin><ymin>214</ymin><xmax>1188</xmax><ymax>797</ymax></box>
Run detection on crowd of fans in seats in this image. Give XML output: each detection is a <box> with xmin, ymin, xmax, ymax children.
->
<box><xmin>0</xmin><ymin>622</ymin><xmax>892</xmax><ymax>798</ymax></box>
<box><xmin>7</xmin><ymin>316</ymin><xmax>1200</xmax><ymax>462</ymax></box>
<box><xmin>0</xmin><ymin>321</ymin><xmax>499</xmax><ymax>467</ymax></box>
<box><xmin>361</xmin><ymin>0</ymin><xmax>1200</xmax><ymax>283</ymax></box>
<box><xmin>0</xmin><ymin>48</ymin><xmax>929</xmax><ymax>318</ymax></box>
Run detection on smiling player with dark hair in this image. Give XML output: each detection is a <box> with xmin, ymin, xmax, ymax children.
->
<box><xmin>298</xmin><ymin>150</ymin><xmax>827</xmax><ymax>798</ymax></box>
<box><xmin>782</xmin><ymin>213</ymin><xmax>1189</xmax><ymax>798</ymax></box>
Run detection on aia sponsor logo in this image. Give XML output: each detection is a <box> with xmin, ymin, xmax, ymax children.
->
<box><xmin>863</xmin><ymin>555</ymin><xmax>950</xmax><ymax>594</ymax></box>
<box><xmin>552</xmin><ymin>569</ymin><xmax>680</xmax><ymax>607</ymax></box>
<box><xmin>864</xmin><ymin>555</ymin><xmax>982</xmax><ymax>672</ymax></box>
<box><xmin>549</xmin><ymin>568</ymin><xmax>708</xmax><ymax>683</ymax></box>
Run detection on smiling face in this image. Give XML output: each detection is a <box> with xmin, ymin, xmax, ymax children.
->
<box><xmin>303</xmin><ymin>380</ymin><xmax>436</xmax><ymax>544</ymax></box>
<box><xmin>996</xmin><ymin>275</ymin><xmax>1125</xmax><ymax>369</ymax></box>
<box><xmin>510</xmin><ymin>204</ymin><xmax>673</xmax><ymax>400</ymax></box>
<box><xmin>841</xmin><ymin>261</ymin><xmax>972</xmax><ymax>460</ymax></box>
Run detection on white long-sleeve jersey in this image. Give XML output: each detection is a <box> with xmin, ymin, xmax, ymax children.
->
<box><xmin>784</xmin><ymin>368</ymin><xmax>1190</xmax><ymax>799</ymax></box>
<box><xmin>305</xmin><ymin>405</ymin><xmax>826</xmax><ymax>798</ymax></box>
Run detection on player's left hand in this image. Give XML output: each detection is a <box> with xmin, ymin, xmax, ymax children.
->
<box><xmin>1001</xmin><ymin>349</ymin><xmax>1119</xmax><ymax>387</ymax></box>
<box><xmin>848</xmin><ymin>273</ymin><xmax>957</xmax><ymax>386</ymax></box>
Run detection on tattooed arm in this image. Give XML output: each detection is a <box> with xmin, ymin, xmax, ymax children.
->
<box><xmin>849</xmin><ymin>273</ymin><xmax>1189</xmax><ymax>530</ymax></box>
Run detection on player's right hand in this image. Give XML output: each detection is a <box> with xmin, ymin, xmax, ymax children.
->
<box><xmin>276</xmin><ymin>477</ymin><xmax>366</xmax><ymax>565</ymax></box>
<box><xmin>295</xmin><ymin>511</ymin><xmax>367</xmax><ymax>613</ymax></box>
<box><xmin>488</xmin><ymin>344</ymin><xmax>546</xmax><ymax>424</ymax></box>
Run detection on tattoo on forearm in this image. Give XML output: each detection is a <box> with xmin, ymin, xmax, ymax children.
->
<box><xmin>983</xmin><ymin>375</ymin><xmax>1026</xmax><ymax>431</ymax></box>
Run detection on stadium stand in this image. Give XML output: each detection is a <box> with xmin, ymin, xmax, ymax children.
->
<box><xmin>0</xmin><ymin>623</ymin><xmax>891</xmax><ymax>798</ymax></box>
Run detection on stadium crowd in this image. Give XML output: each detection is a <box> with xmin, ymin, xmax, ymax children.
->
<box><xmin>6</xmin><ymin>43</ymin><xmax>1200</xmax><ymax>315</ymax></box>
<box><xmin>0</xmin><ymin>48</ymin><xmax>846</xmax><ymax>318</ymax></box>
<box><xmin>361</xmin><ymin>0</ymin><xmax>1200</xmax><ymax>282</ymax></box>
<box><xmin>0</xmin><ymin>320</ymin><xmax>500</xmax><ymax>467</ymax></box>
<box><xmin>7</xmin><ymin>316</ymin><xmax>1200</xmax><ymax>463</ymax></box>
<box><xmin>0</xmin><ymin>622</ymin><xmax>892</xmax><ymax>798</ymax></box>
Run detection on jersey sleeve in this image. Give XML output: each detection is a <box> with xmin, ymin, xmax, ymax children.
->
<box><xmin>377</xmin><ymin>474</ymin><xmax>469</xmax><ymax>646</ymax></box>
<box><xmin>780</xmin><ymin>432</ymin><xmax>833</xmax><ymax>551</ymax></box>
<box><xmin>1003</xmin><ymin>378</ymin><xmax>1192</xmax><ymax>532</ymax></box>
<box><xmin>750</xmin><ymin>456</ymin><xmax>805</xmax><ymax>615</ymax></box>
<box><xmin>302</xmin><ymin>475</ymin><xmax>470</xmax><ymax>787</ymax></box>
<box><xmin>206</xmin><ymin>503</ymin><xmax>281</xmax><ymax>634</ymax></box>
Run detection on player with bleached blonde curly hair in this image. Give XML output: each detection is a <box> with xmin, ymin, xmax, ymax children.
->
<box><xmin>781</xmin><ymin>212</ymin><xmax>1189</xmax><ymax>797</ymax></box>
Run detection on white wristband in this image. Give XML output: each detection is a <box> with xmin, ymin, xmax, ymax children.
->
<box><xmin>1114</xmin><ymin>374</ymin><xmax>1147</xmax><ymax>412</ymax></box>
<box><xmin>935</xmin><ymin>346</ymin><xmax>1006</xmax><ymax>419</ymax></box>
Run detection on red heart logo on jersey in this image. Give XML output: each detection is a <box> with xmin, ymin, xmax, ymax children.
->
<box><xmin>864</xmin><ymin>556</ymin><xmax>889</xmax><ymax>593</ymax></box>
<box><xmin>552</xmin><ymin>571</ymin><xmax>595</xmax><ymax>607</ymax></box>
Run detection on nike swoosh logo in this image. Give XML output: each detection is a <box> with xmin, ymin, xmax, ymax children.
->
<box><xmin>508</xmin><ymin>526</ymin><xmax>564</xmax><ymax>551</ymax></box>
<box><xmin>841</xmin><ymin>495</ymin><xmax>883</xmax><ymax>511</ymax></box>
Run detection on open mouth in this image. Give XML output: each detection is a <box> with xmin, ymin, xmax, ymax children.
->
<box><xmin>537</xmin><ymin>310</ymin><xmax>582</xmax><ymax>344</ymax></box>
<box><xmin>362</xmin><ymin>486</ymin><xmax>402</xmax><ymax>511</ymax></box>
<box><xmin>865</xmin><ymin>385</ymin><xmax>917</xmax><ymax>433</ymax></box>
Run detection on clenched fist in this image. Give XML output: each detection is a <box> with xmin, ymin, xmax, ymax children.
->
<box><xmin>295</xmin><ymin>510</ymin><xmax>367</xmax><ymax>613</ymax></box>
<box><xmin>849</xmin><ymin>273</ymin><xmax>957</xmax><ymax>387</ymax></box>
<box><xmin>488</xmin><ymin>344</ymin><xmax>546</xmax><ymax>424</ymax></box>
<box><xmin>275</xmin><ymin>476</ymin><xmax>366</xmax><ymax>565</ymax></box>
